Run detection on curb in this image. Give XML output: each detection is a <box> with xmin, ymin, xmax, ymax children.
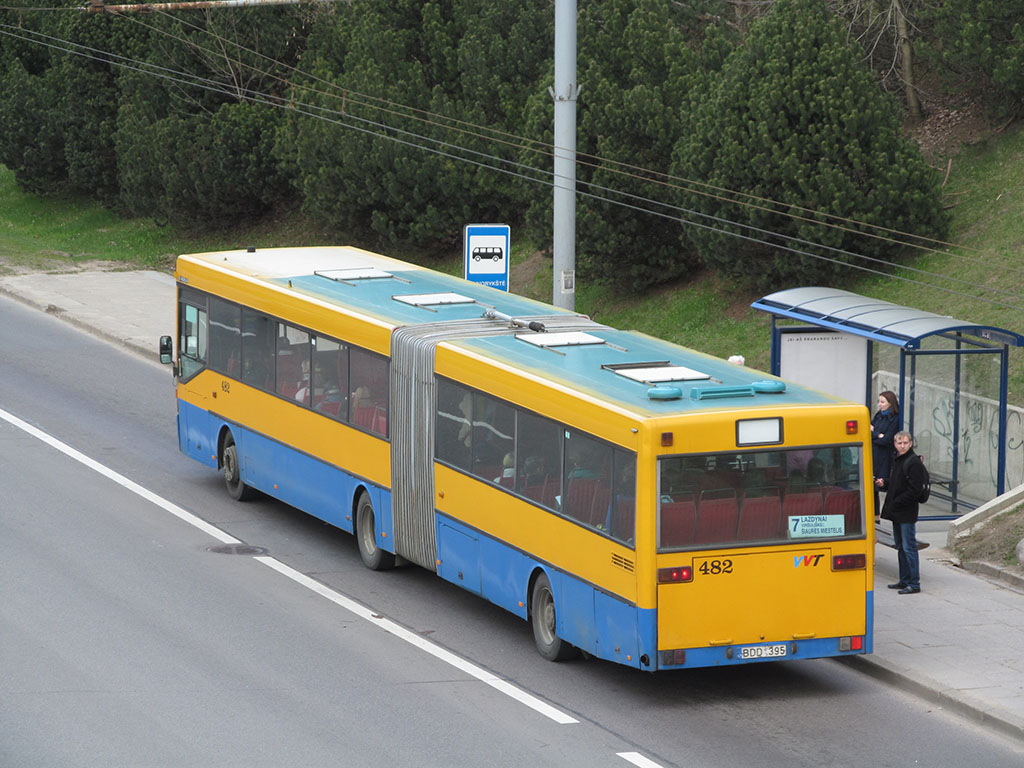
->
<box><xmin>839</xmin><ymin>654</ymin><xmax>1024</xmax><ymax>744</ymax></box>
<box><xmin>960</xmin><ymin>560</ymin><xmax>1024</xmax><ymax>593</ymax></box>
<box><xmin>0</xmin><ymin>277</ymin><xmax>164</xmax><ymax>364</ymax></box>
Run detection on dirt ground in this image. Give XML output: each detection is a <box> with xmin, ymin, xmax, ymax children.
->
<box><xmin>0</xmin><ymin>254</ymin><xmax>127</xmax><ymax>277</ymax></box>
<box><xmin>954</xmin><ymin>505</ymin><xmax>1024</xmax><ymax>575</ymax></box>
<box><xmin>911</xmin><ymin>99</ymin><xmax>994</xmax><ymax>161</ymax></box>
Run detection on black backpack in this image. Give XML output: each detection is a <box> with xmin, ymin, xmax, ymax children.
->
<box><xmin>902</xmin><ymin>455</ymin><xmax>931</xmax><ymax>504</ymax></box>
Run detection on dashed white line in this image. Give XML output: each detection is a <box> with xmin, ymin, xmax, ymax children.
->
<box><xmin>255</xmin><ymin>556</ymin><xmax>579</xmax><ymax>724</ymax></box>
<box><xmin>0</xmin><ymin>407</ymin><xmax>238</xmax><ymax>544</ymax></box>
<box><xmin>618</xmin><ymin>752</ymin><xmax>666</xmax><ymax>768</ymax></box>
<box><xmin>0</xmin><ymin>405</ymin><xmax>579</xmax><ymax>725</ymax></box>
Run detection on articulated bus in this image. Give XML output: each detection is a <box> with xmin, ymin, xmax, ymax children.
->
<box><xmin>160</xmin><ymin>246</ymin><xmax>873</xmax><ymax>670</ymax></box>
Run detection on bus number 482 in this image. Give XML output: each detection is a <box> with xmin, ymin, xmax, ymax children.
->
<box><xmin>698</xmin><ymin>559</ymin><xmax>733</xmax><ymax>575</ymax></box>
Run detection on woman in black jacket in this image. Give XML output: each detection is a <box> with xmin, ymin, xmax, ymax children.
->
<box><xmin>876</xmin><ymin>431</ymin><xmax>926</xmax><ymax>594</ymax></box>
<box><xmin>871</xmin><ymin>391</ymin><xmax>899</xmax><ymax>521</ymax></box>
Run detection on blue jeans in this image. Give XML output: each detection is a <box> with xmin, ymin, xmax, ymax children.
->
<box><xmin>892</xmin><ymin>522</ymin><xmax>920</xmax><ymax>589</ymax></box>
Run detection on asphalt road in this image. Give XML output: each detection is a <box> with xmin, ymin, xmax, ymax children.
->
<box><xmin>2</xmin><ymin>294</ymin><xmax>1023</xmax><ymax>768</ymax></box>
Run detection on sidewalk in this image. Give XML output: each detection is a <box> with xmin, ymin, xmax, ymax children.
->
<box><xmin>0</xmin><ymin>268</ymin><xmax>175</xmax><ymax>361</ymax></box>
<box><xmin>3</xmin><ymin>267</ymin><xmax>1024</xmax><ymax>742</ymax></box>
<box><xmin>852</xmin><ymin>523</ymin><xmax>1024</xmax><ymax>742</ymax></box>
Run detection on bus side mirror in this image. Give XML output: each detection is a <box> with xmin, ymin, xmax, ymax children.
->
<box><xmin>159</xmin><ymin>335</ymin><xmax>174</xmax><ymax>365</ymax></box>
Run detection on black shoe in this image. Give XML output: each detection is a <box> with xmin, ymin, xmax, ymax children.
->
<box><xmin>887</xmin><ymin>582</ymin><xmax>906</xmax><ymax>589</ymax></box>
<box><xmin>897</xmin><ymin>586</ymin><xmax>921</xmax><ymax>595</ymax></box>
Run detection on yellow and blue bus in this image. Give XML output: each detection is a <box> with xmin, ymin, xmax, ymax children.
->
<box><xmin>160</xmin><ymin>246</ymin><xmax>873</xmax><ymax>670</ymax></box>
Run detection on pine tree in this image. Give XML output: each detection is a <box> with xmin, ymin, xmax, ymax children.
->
<box><xmin>673</xmin><ymin>0</ymin><xmax>948</xmax><ymax>290</ymax></box>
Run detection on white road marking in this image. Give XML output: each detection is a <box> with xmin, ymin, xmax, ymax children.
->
<box><xmin>256</xmin><ymin>556</ymin><xmax>579</xmax><ymax>724</ymax></box>
<box><xmin>0</xmin><ymin>407</ymin><xmax>238</xmax><ymax>544</ymax></box>
<box><xmin>0</xmin><ymin>405</ymin><xmax>579</xmax><ymax>725</ymax></box>
<box><xmin>618</xmin><ymin>752</ymin><xmax>666</xmax><ymax>768</ymax></box>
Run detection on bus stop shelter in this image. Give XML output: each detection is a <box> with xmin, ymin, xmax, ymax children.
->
<box><xmin>752</xmin><ymin>287</ymin><xmax>1024</xmax><ymax>519</ymax></box>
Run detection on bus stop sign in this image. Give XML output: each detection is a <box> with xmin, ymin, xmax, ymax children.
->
<box><xmin>464</xmin><ymin>224</ymin><xmax>510</xmax><ymax>292</ymax></box>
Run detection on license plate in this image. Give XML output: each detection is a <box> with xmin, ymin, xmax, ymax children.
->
<box><xmin>739</xmin><ymin>643</ymin><xmax>788</xmax><ymax>659</ymax></box>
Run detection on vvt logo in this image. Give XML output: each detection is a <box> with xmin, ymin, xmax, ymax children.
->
<box><xmin>794</xmin><ymin>554</ymin><xmax>824</xmax><ymax>568</ymax></box>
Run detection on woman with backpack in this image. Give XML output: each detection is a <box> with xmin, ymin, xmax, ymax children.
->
<box><xmin>875</xmin><ymin>431</ymin><xmax>927</xmax><ymax>594</ymax></box>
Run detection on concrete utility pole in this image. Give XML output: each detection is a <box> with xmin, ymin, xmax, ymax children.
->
<box><xmin>550</xmin><ymin>0</ymin><xmax>577</xmax><ymax>311</ymax></box>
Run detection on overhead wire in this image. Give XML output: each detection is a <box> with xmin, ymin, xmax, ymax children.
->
<box><xmin>0</xmin><ymin>4</ymin><xmax>79</xmax><ymax>10</ymax></box>
<box><xmin>0</xmin><ymin>3</ymin><xmax>1003</xmax><ymax>265</ymax></box>
<box><xmin>138</xmin><ymin>5</ymin><xmax>995</xmax><ymax>265</ymax></box>
<box><xmin>3</xmin><ymin>0</ymin><xmax>992</xmax><ymax>272</ymax></box>
<box><xmin>2</xmin><ymin>17</ymin><xmax>1019</xmax><ymax>311</ymax></box>
<box><xmin>2</xmin><ymin>16</ymin><xmax>1022</xmax><ymax>311</ymax></box>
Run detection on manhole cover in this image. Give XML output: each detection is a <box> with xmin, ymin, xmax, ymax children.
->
<box><xmin>206</xmin><ymin>544</ymin><xmax>268</xmax><ymax>556</ymax></box>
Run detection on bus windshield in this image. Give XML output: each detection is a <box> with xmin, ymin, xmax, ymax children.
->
<box><xmin>658</xmin><ymin>445</ymin><xmax>862</xmax><ymax>551</ymax></box>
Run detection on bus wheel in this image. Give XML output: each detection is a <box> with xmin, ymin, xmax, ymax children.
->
<box><xmin>530</xmin><ymin>573</ymin><xmax>578</xmax><ymax>661</ymax></box>
<box><xmin>356</xmin><ymin>491</ymin><xmax>395</xmax><ymax>571</ymax></box>
<box><xmin>222</xmin><ymin>434</ymin><xmax>256</xmax><ymax>501</ymax></box>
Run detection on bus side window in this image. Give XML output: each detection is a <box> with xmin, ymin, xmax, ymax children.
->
<box><xmin>436</xmin><ymin>379</ymin><xmax>472</xmax><ymax>471</ymax></box>
<box><xmin>563</xmin><ymin>430</ymin><xmax>613</xmax><ymax>528</ymax></box>
<box><xmin>277</xmin><ymin>324</ymin><xmax>310</xmax><ymax>402</ymax></box>
<box><xmin>469</xmin><ymin>392</ymin><xmax>513</xmax><ymax>483</ymax></box>
<box><xmin>350</xmin><ymin>348</ymin><xmax>389</xmax><ymax>436</ymax></box>
<box><xmin>311</xmin><ymin>336</ymin><xmax>347</xmax><ymax>417</ymax></box>
<box><xmin>178</xmin><ymin>301</ymin><xmax>207</xmax><ymax>380</ymax></box>
<box><xmin>515</xmin><ymin>410</ymin><xmax>561</xmax><ymax>510</ymax></box>
<box><xmin>208</xmin><ymin>298</ymin><xmax>241</xmax><ymax>376</ymax></box>
<box><xmin>610</xmin><ymin>450</ymin><xmax>636</xmax><ymax>543</ymax></box>
<box><xmin>241</xmin><ymin>308</ymin><xmax>275</xmax><ymax>391</ymax></box>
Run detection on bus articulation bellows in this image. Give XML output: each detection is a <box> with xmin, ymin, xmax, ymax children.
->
<box><xmin>159</xmin><ymin>246</ymin><xmax>873</xmax><ymax>670</ymax></box>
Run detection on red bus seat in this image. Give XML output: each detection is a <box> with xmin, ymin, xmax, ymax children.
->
<box><xmin>371</xmin><ymin>406</ymin><xmax>387</xmax><ymax>435</ymax></box>
<box><xmin>566</xmin><ymin>477</ymin><xmax>600</xmax><ymax>524</ymax></box>
<box><xmin>694</xmin><ymin>491</ymin><xmax>739</xmax><ymax>545</ymax></box>
<box><xmin>738</xmin><ymin>494</ymin><xmax>783</xmax><ymax>540</ymax></box>
<box><xmin>589</xmin><ymin>483</ymin><xmax>612</xmax><ymax>528</ymax></box>
<box><xmin>522</xmin><ymin>476</ymin><xmax>559</xmax><ymax>510</ymax></box>
<box><xmin>782</xmin><ymin>490</ymin><xmax>824</xmax><ymax>518</ymax></box>
<box><xmin>353</xmin><ymin>405</ymin><xmax>375</xmax><ymax>429</ymax></box>
<box><xmin>825</xmin><ymin>489</ymin><xmax>861</xmax><ymax>535</ymax></box>
<box><xmin>660</xmin><ymin>499</ymin><xmax>696</xmax><ymax>547</ymax></box>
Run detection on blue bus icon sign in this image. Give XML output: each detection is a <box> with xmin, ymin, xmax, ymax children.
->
<box><xmin>464</xmin><ymin>224</ymin><xmax>510</xmax><ymax>292</ymax></box>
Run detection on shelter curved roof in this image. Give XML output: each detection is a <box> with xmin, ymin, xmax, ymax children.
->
<box><xmin>751</xmin><ymin>287</ymin><xmax>1024</xmax><ymax>349</ymax></box>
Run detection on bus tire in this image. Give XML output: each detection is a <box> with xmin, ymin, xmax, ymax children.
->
<box><xmin>530</xmin><ymin>573</ymin><xmax>578</xmax><ymax>661</ymax></box>
<box><xmin>356</xmin><ymin>491</ymin><xmax>395</xmax><ymax>571</ymax></box>
<box><xmin>222</xmin><ymin>433</ymin><xmax>257</xmax><ymax>501</ymax></box>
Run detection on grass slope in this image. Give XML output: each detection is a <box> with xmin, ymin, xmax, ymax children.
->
<box><xmin>2</xmin><ymin>122</ymin><xmax>1022</xmax><ymax>396</ymax></box>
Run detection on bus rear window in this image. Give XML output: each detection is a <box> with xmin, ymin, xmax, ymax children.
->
<box><xmin>658</xmin><ymin>446</ymin><xmax>862</xmax><ymax>551</ymax></box>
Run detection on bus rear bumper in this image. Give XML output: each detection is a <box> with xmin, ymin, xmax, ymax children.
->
<box><xmin>655</xmin><ymin>635</ymin><xmax>870</xmax><ymax>670</ymax></box>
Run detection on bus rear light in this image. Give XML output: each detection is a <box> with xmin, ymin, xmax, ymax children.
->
<box><xmin>658</xmin><ymin>566</ymin><xmax>693</xmax><ymax>584</ymax></box>
<box><xmin>832</xmin><ymin>554</ymin><xmax>866</xmax><ymax>570</ymax></box>
<box><xmin>846</xmin><ymin>420</ymin><xmax>858</xmax><ymax>434</ymax></box>
<box><xmin>659</xmin><ymin>649</ymin><xmax>686</xmax><ymax>666</ymax></box>
<box><xmin>839</xmin><ymin>636</ymin><xmax>864</xmax><ymax>652</ymax></box>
